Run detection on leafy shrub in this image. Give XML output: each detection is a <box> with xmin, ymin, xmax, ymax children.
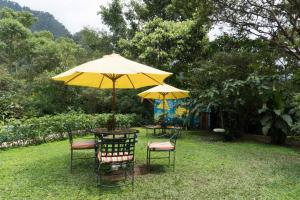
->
<box><xmin>0</xmin><ymin>112</ymin><xmax>141</xmax><ymax>147</ymax></box>
<box><xmin>292</xmin><ymin>93</ymin><xmax>300</xmax><ymax>135</ymax></box>
<box><xmin>259</xmin><ymin>91</ymin><xmax>293</xmax><ymax>145</ymax></box>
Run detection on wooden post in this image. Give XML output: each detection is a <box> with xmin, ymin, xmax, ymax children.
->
<box><xmin>111</xmin><ymin>78</ymin><xmax>116</xmax><ymax>130</ymax></box>
<box><xmin>163</xmin><ymin>95</ymin><xmax>166</xmax><ymax>118</ymax></box>
<box><xmin>112</xmin><ymin>78</ymin><xmax>116</xmax><ymax>115</ymax></box>
<box><xmin>162</xmin><ymin>93</ymin><xmax>166</xmax><ymax>133</ymax></box>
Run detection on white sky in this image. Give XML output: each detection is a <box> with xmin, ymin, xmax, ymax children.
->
<box><xmin>13</xmin><ymin>0</ymin><xmax>110</xmax><ymax>33</ymax></box>
<box><xmin>12</xmin><ymin>0</ymin><xmax>225</xmax><ymax>39</ymax></box>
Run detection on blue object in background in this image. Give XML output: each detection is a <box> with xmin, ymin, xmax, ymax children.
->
<box><xmin>154</xmin><ymin>99</ymin><xmax>211</xmax><ymax>129</ymax></box>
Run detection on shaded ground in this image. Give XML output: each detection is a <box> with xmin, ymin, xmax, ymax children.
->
<box><xmin>0</xmin><ymin>129</ymin><xmax>300</xmax><ymax>199</ymax></box>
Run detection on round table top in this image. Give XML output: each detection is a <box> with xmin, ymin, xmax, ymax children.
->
<box><xmin>91</xmin><ymin>128</ymin><xmax>138</xmax><ymax>135</ymax></box>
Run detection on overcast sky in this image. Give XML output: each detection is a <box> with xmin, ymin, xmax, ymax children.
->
<box><xmin>13</xmin><ymin>0</ymin><xmax>110</xmax><ymax>33</ymax></box>
<box><xmin>13</xmin><ymin>0</ymin><xmax>224</xmax><ymax>39</ymax></box>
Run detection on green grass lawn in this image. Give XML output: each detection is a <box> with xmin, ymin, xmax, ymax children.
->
<box><xmin>0</xmin><ymin>129</ymin><xmax>300</xmax><ymax>200</ymax></box>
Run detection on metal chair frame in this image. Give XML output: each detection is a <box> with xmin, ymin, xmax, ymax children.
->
<box><xmin>67</xmin><ymin>127</ymin><xmax>96</xmax><ymax>173</ymax></box>
<box><xmin>97</xmin><ymin>131</ymin><xmax>137</xmax><ymax>190</ymax></box>
<box><xmin>144</xmin><ymin>125</ymin><xmax>162</xmax><ymax>137</ymax></box>
<box><xmin>146</xmin><ymin>133</ymin><xmax>178</xmax><ymax>171</ymax></box>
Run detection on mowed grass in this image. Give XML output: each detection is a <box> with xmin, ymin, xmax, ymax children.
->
<box><xmin>0</xmin><ymin>129</ymin><xmax>300</xmax><ymax>200</ymax></box>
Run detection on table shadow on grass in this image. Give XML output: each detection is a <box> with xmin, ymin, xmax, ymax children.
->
<box><xmin>19</xmin><ymin>150</ymin><xmax>169</xmax><ymax>193</ymax></box>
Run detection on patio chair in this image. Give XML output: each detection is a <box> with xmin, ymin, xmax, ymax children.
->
<box><xmin>146</xmin><ymin>133</ymin><xmax>178</xmax><ymax>171</ymax></box>
<box><xmin>144</xmin><ymin>125</ymin><xmax>162</xmax><ymax>137</ymax></box>
<box><xmin>97</xmin><ymin>131</ymin><xmax>137</xmax><ymax>190</ymax></box>
<box><xmin>166</xmin><ymin>125</ymin><xmax>183</xmax><ymax>137</ymax></box>
<box><xmin>67</xmin><ymin>128</ymin><xmax>96</xmax><ymax>173</ymax></box>
<box><xmin>174</xmin><ymin>125</ymin><xmax>183</xmax><ymax>137</ymax></box>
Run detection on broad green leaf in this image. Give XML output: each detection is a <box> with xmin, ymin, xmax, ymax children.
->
<box><xmin>274</xmin><ymin>109</ymin><xmax>282</xmax><ymax>116</ymax></box>
<box><xmin>260</xmin><ymin>115</ymin><xmax>272</xmax><ymax>126</ymax></box>
<box><xmin>273</xmin><ymin>91</ymin><xmax>284</xmax><ymax>110</ymax></box>
<box><xmin>281</xmin><ymin>114</ymin><xmax>293</xmax><ymax>127</ymax></box>
<box><xmin>258</xmin><ymin>103</ymin><xmax>268</xmax><ymax>114</ymax></box>
<box><xmin>262</xmin><ymin>122</ymin><xmax>272</xmax><ymax>135</ymax></box>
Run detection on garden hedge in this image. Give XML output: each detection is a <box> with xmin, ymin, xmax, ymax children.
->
<box><xmin>0</xmin><ymin>112</ymin><xmax>141</xmax><ymax>147</ymax></box>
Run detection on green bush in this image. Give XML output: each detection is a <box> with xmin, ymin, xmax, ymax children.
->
<box><xmin>292</xmin><ymin>93</ymin><xmax>300</xmax><ymax>135</ymax></box>
<box><xmin>0</xmin><ymin>112</ymin><xmax>141</xmax><ymax>147</ymax></box>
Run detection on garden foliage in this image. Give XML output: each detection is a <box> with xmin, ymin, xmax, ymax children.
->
<box><xmin>0</xmin><ymin>112</ymin><xmax>141</xmax><ymax>147</ymax></box>
<box><xmin>0</xmin><ymin>0</ymin><xmax>299</xmax><ymax>147</ymax></box>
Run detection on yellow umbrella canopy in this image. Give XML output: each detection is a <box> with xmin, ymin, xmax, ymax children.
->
<box><xmin>138</xmin><ymin>83</ymin><xmax>189</xmax><ymax>100</ymax></box>
<box><xmin>52</xmin><ymin>53</ymin><xmax>172</xmax><ymax>120</ymax></box>
<box><xmin>52</xmin><ymin>53</ymin><xmax>172</xmax><ymax>89</ymax></box>
<box><xmin>138</xmin><ymin>83</ymin><xmax>189</xmax><ymax>119</ymax></box>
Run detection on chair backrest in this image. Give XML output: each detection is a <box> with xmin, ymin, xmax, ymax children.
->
<box><xmin>65</xmin><ymin>125</ymin><xmax>73</xmax><ymax>145</ymax></box>
<box><xmin>170</xmin><ymin>132</ymin><xmax>178</xmax><ymax>146</ymax></box>
<box><xmin>65</xmin><ymin>124</ymin><xmax>96</xmax><ymax>145</ymax></box>
<box><xmin>98</xmin><ymin>131</ymin><xmax>137</xmax><ymax>160</ymax></box>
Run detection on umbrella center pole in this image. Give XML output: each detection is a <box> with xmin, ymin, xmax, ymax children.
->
<box><xmin>159</xmin><ymin>92</ymin><xmax>167</xmax><ymax>120</ymax></box>
<box><xmin>112</xmin><ymin>79</ymin><xmax>116</xmax><ymax>115</ymax></box>
<box><xmin>110</xmin><ymin>78</ymin><xmax>117</xmax><ymax>131</ymax></box>
<box><xmin>162</xmin><ymin>93</ymin><xmax>167</xmax><ymax>133</ymax></box>
<box><xmin>106</xmin><ymin>74</ymin><xmax>123</xmax><ymax>131</ymax></box>
<box><xmin>163</xmin><ymin>95</ymin><xmax>166</xmax><ymax>117</ymax></box>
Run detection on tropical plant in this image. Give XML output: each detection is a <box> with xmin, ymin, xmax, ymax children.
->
<box><xmin>259</xmin><ymin>92</ymin><xmax>293</xmax><ymax>145</ymax></box>
<box><xmin>291</xmin><ymin>93</ymin><xmax>300</xmax><ymax>135</ymax></box>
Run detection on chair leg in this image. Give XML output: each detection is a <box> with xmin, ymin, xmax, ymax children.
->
<box><xmin>94</xmin><ymin>148</ymin><xmax>98</xmax><ymax>172</ymax></box>
<box><xmin>70</xmin><ymin>149</ymin><xmax>73</xmax><ymax>173</ymax></box>
<box><xmin>124</xmin><ymin>164</ymin><xmax>128</xmax><ymax>181</ymax></box>
<box><xmin>173</xmin><ymin>151</ymin><xmax>176</xmax><ymax>172</ymax></box>
<box><xmin>97</xmin><ymin>164</ymin><xmax>99</xmax><ymax>186</ymax></box>
<box><xmin>147</xmin><ymin>148</ymin><xmax>149</xmax><ymax>167</ymax></box>
<box><xmin>168</xmin><ymin>151</ymin><xmax>171</xmax><ymax>166</ymax></box>
<box><xmin>148</xmin><ymin>150</ymin><xmax>151</xmax><ymax>171</ymax></box>
<box><xmin>131</xmin><ymin>162</ymin><xmax>135</xmax><ymax>191</ymax></box>
<box><xmin>98</xmin><ymin>163</ymin><xmax>102</xmax><ymax>187</ymax></box>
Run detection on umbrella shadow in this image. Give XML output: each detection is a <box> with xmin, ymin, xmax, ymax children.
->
<box><xmin>145</xmin><ymin>164</ymin><xmax>168</xmax><ymax>174</ymax></box>
<box><xmin>19</xmin><ymin>151</ymin><xmax>167</xmax><ymax>190</ymax></box>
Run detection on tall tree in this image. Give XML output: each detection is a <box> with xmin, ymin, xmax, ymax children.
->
<box><xmin>74</xmin><ymin>28</ymin><xmax>113</xmax><ymax>59</ymax></box>
<box><xmin>0</xmin><ymin>7</ymin><xmax>36</xmax><ymax>28</ymax></box>
<box><xmin>132</xmin><ymin>0</ymin><xmax>212</xmax><ymax>21</ymax></box>
<box><xmin>119</xmin><ymin>17</ymin><xmax>209</xmax><ymax>86</ymax></box>
<box><xmin>0</xmin><ymin>15</ymin><xmax>31</xmax><ymax>73</ymax></box>
<box><xmin>98</xmin><ymin>0</ymin><xmax>127</xmax><ymax>48</ymax></box>
<box><xmin>213</xmin><ymin>0</ymin><xmax>300</xmax><ymax>61</ymax></box>
<box><xmin>56</xmin><ymin>37</ymin><xmax>85</xmax><ymax>68</ymax></box>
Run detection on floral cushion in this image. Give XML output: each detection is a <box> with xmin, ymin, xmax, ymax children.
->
<box><xmin>98</xmin><ymin>152</ymin><xmax>133</xmax><ymax>163</ymax></box>
<box><xmin>71</xmin><ymin>141</ymin><xmax>95</xmax><ymax>149</ymax></box>
<box><xmin>148</xmin><ymin>141</ymin><xmax>175</xmax><ymax>150</ymax></box>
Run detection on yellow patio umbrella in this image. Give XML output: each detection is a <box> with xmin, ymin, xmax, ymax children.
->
<box><xmin>138</xmin><ymin>83</ymin><xmax>189</xmax><ymax>120</ymax></box>
<box><xmin>52</xmin><ymin>53</ymin><xmax>172</xmax><ymax>127</ymax></box>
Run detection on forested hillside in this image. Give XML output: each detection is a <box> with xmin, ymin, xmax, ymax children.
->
<box><xmin>0</xmin><ymin>0</ymin><xmax>70</xmax><ymax>37</ymax></box>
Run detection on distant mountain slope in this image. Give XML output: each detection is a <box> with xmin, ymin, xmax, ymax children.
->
<box><xmin>0</xmin><ymin>0</ymin><xmax>71</xmax><ymax>37</ymax></box>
